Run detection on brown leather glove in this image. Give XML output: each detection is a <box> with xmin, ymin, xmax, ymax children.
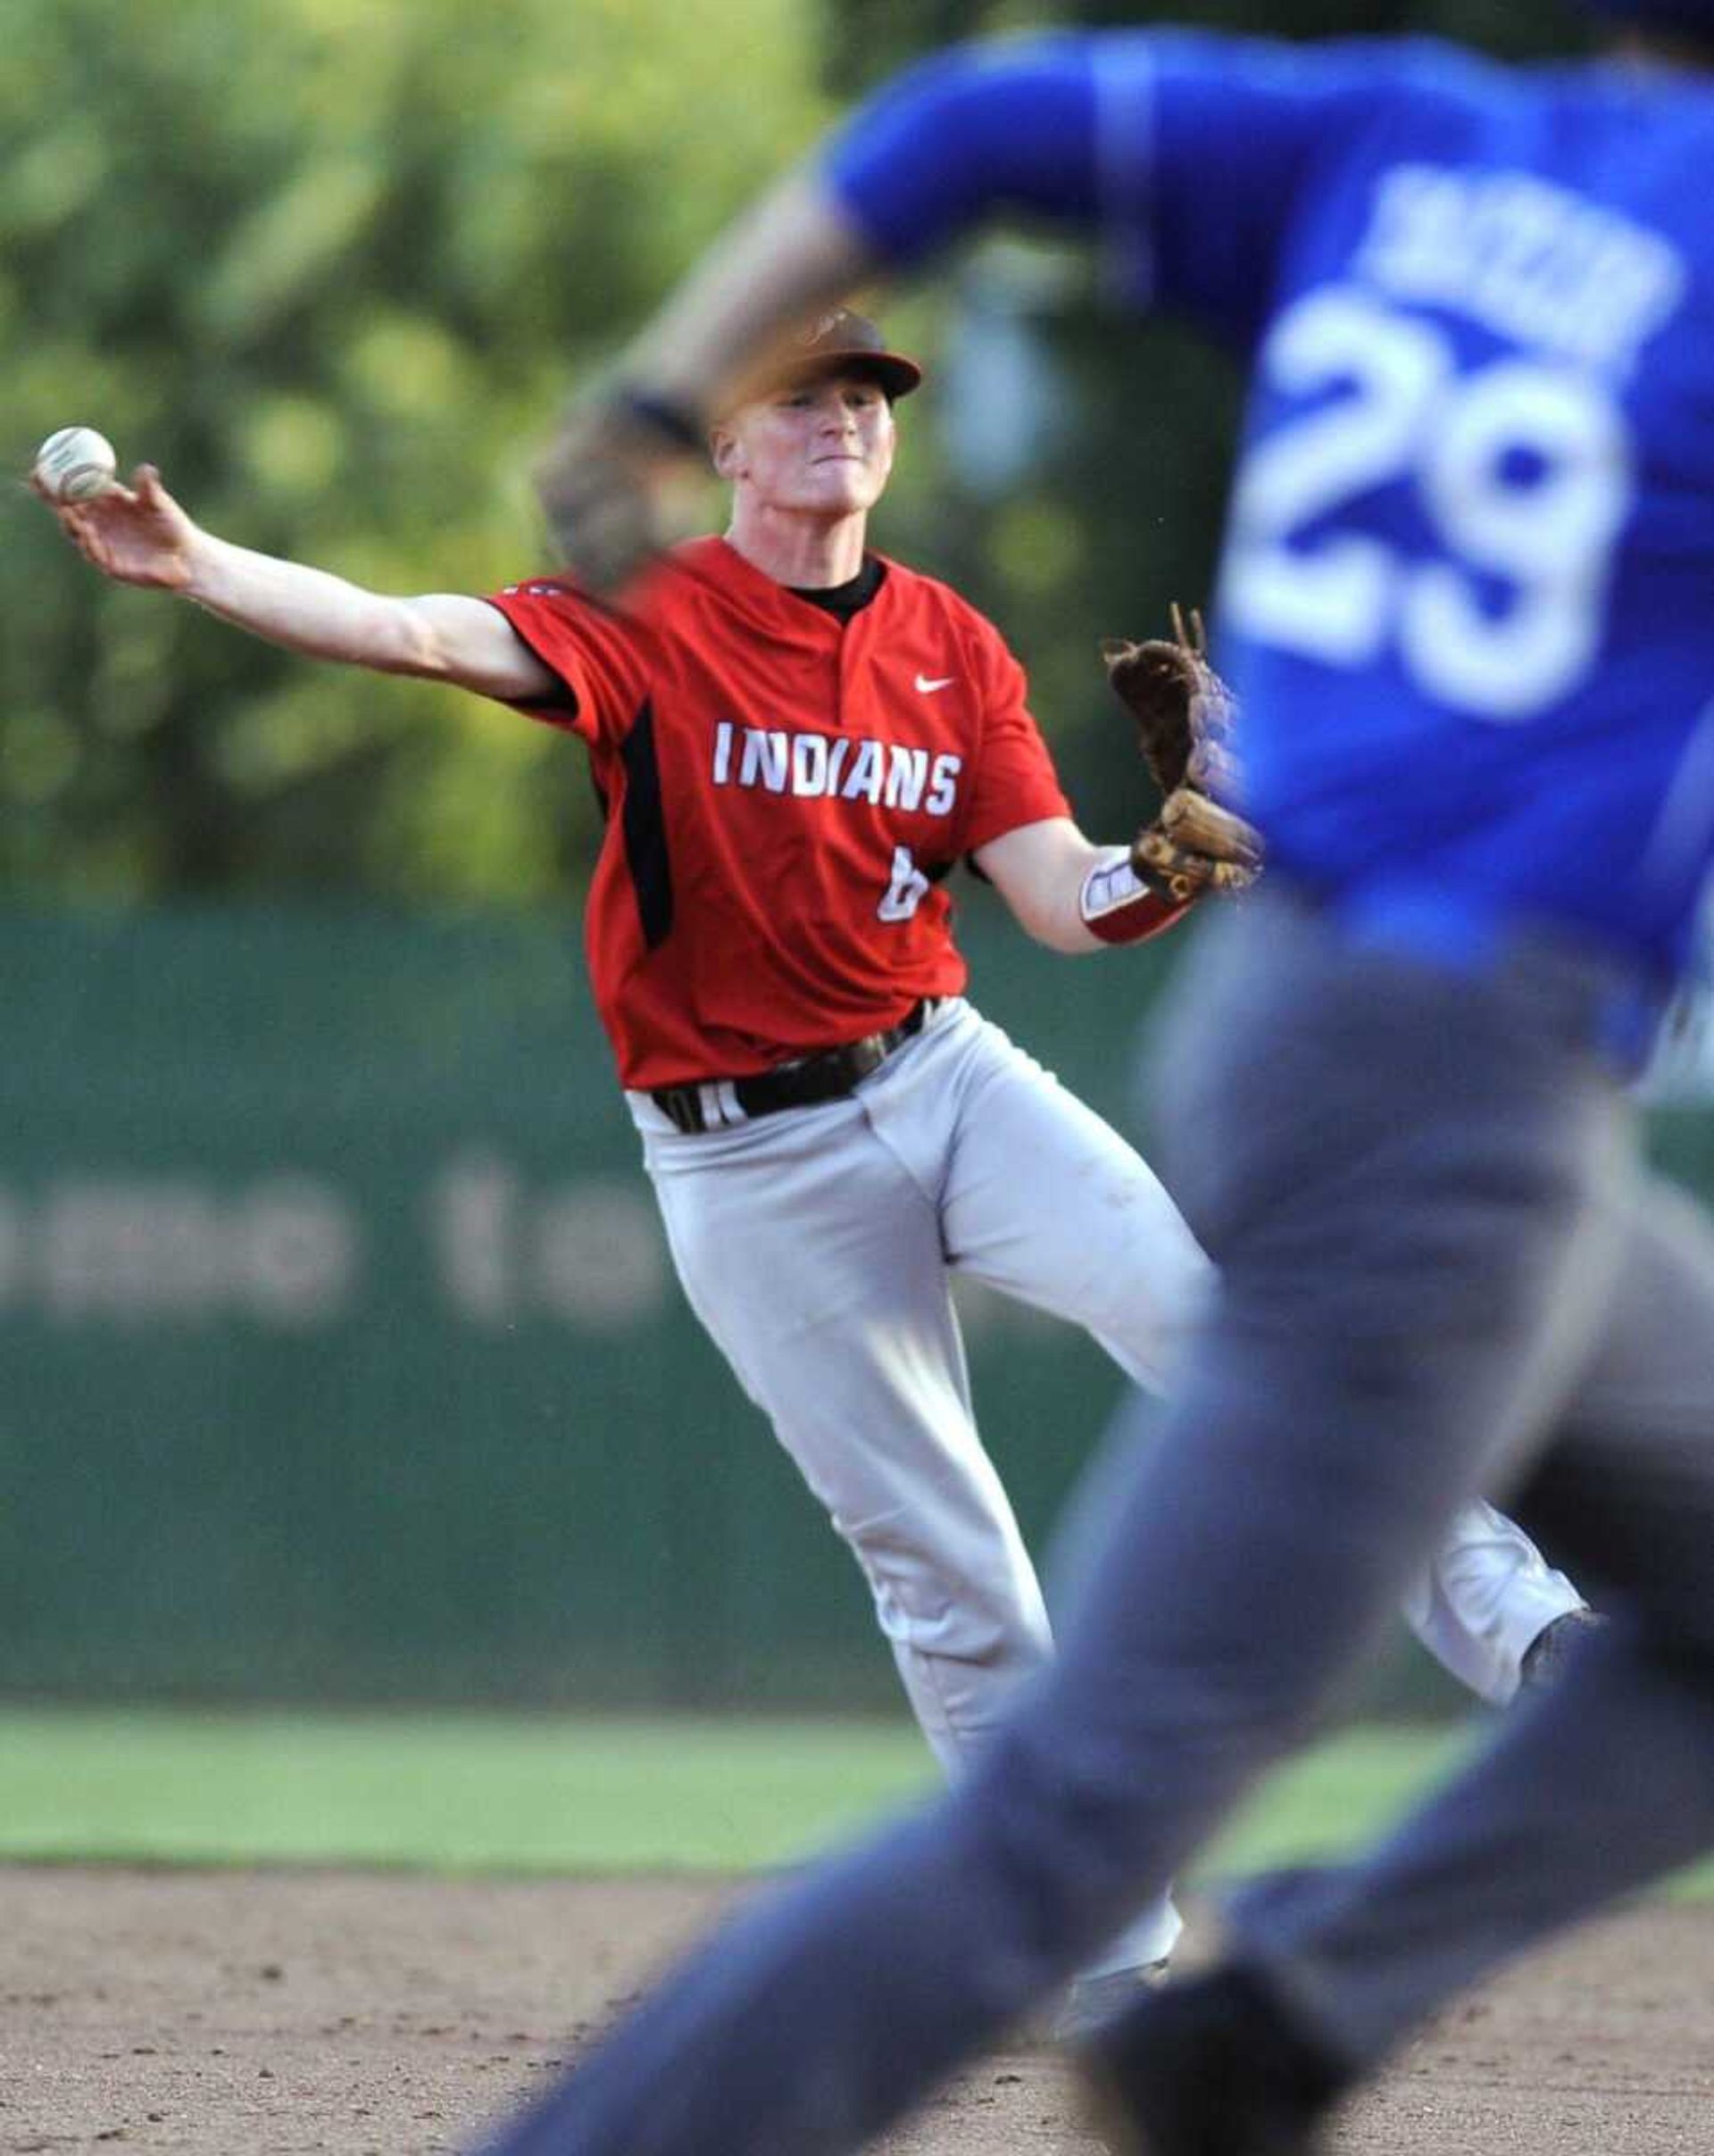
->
<box><xmin>533</xmin><ymin>386</ymin><xmax>708</xmax><ymax>593</ymax></box>
<box><xmin>1102</xmin><ymin>604</ymin><xmax>1263</xmax><ymax>903</ymax></box>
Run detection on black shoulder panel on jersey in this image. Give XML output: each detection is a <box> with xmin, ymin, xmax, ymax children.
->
<box><xmin>620</xmin><ymin>698</ymin><xmax>674</xmax><ymax>951</ymax></box>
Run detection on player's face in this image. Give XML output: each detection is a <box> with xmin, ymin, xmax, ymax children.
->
<box><xmin>713</xmin><ymin>372</ymin><xmax>897</xmax><ymax>518</ymax></box>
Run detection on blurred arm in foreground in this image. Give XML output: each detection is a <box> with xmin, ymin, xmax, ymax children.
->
<box><xmin>533</xmin><ymin>174</ymin><xmax>878</xmax><ymax>586</ymax></box>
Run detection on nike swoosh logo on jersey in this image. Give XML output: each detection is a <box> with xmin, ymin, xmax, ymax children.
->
<box><xmin>914</xmin><ymin>673</ymin><xmax>956</xmax><ymax>694</ymax></box>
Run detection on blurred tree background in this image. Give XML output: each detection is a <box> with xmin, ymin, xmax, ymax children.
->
<box><xmin>1</xmin><ymin>0</ymin><xmax>1593</xmax><ymax>903</ymax></box>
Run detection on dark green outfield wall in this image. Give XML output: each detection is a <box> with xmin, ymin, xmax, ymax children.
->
<box><xmin>3</xmin><ymin>903</ymin><xmax>1709</xmax><ymax>1711</ymax></box>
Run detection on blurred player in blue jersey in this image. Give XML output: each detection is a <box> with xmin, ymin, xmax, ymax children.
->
<box><xmin>470</xmin><ymin>8</ymin><xmax>1714</xmax><ymax>2152</ymax></box>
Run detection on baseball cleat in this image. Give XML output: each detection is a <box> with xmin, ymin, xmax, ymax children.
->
<box><xmin>1518</xmin><ymin>1605</ymin><xmax>1608</xmax><ymax>1691</ymax></box>
<box><xmin>1077</xmin><ymin>1965</ymin><xmax>1350</xmax><ymax>2155</ymax></box>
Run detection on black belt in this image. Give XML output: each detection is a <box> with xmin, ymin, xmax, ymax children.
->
<box><xmin>651</xmin><ymin>1000</ymin><xmax>936</xmax><ymax>1135</ymax></box>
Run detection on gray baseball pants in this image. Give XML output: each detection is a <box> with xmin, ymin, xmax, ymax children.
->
<box><xmin>628</xmin><ymin>993</ymin><xmax>1581</xmax><ymax>1980</ymax></box>
<box><xmin>472</xmin><ymin>898</ymin><xmax>1714</xmax><ymax>2156</ymax></box>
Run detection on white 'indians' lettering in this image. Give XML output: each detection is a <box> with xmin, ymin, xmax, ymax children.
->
<box><xmin>793</xmin><ymin>735</ymin><xmax>829</xmax><ymax>795</ymax></box>
<box><xmin>738</xmin><ymin>729</ymin><xmax>790</xmax><ymax>793</ymax></box>
<box><xmin>843</xmin><ymin>740</ymin><xmax>883</xmax><ymax>803</ymax></box>
<box><xmin>884</xmin><ymin>745</ymin><xmax>928</xmax><ymax>811</ymax></box>
<box><xmin>925</xmin><ymin>754</ymin><xmax>959</xmax><ymax>817</ymax></box>
<box><xmin>710</xmin><ymin>723</ymin><xmax>963</xmax><ymax>816</ymax></box>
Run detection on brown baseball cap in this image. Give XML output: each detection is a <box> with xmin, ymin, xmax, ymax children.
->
<box><xmin>752</xmin><ymin>308</ymin><xmax>924</xmax><ymax>402</ymax></box>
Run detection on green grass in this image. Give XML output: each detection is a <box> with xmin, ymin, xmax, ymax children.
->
<box><xmin>0</xmin><ymin>1709</ymin><xmax>1707</xmax><ymax>1897</ymax></box>
<box><xmin>0</xmin><ymin>1710</ymin><xmax>934</xmax><ymax>1871</ymax></box>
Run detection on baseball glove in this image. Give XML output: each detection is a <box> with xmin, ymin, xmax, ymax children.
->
<box><xmin>534</xmin><ymin>385</ymin><xmax>708</xmax><ymax>594</ymax></box>
<box><xmin>1102</xmin><ymin>604</ymin><xmax>1263</xmax><ymax>903</ymax></box>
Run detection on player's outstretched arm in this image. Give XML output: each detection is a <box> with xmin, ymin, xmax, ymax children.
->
<box><xmin>37</xmin><ymin>463</ymin><xmax>553</xmax><ymax>703</ymax></box>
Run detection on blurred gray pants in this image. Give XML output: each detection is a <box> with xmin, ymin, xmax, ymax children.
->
<box><xmin>474</xmin><ymin>892</ymin><xmax>1714</xmax><ymax>2156</ymax></box>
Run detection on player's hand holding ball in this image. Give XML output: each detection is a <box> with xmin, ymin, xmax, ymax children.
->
<box><xmin>30</xmin><ymin>430</ymin><xmax>200</xmax><ymax>592</ymax></box>
<box><xmin>33</xmin><ymin>425</ymin><xmax>119</xmax><ymax>504</ymax></box>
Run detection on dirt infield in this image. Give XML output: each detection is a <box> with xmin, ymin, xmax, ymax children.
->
<box><xmin>3</xmin><ymin>1868</ymin><xmax>1710</xmax><ymax>2153</ymax></box>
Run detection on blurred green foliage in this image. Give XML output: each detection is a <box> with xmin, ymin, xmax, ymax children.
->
<box><xmin>3</xmin><ymin>0</ymin><xmax>1591</xmax><ymax>901</ymax></box>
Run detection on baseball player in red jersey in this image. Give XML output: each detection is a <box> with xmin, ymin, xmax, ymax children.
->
<box><xmin>492</xmin><ymin>523</ymin><xmax>1070</xmax><ymax>1094</ymax></box>
<box><xmin>37</xmin><ymin>310</ymin><xmax>1593</xmax><ymax>2019</ymax></box>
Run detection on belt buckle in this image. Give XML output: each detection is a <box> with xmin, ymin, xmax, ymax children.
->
<box><xmin>688</xmin><ymin>1000</ymin><xmax>936</xmax><ymax>1128</ymax></box>
<box><xmin>829</xmin><ymin>998</ymin><xmax>927</xmax><ymax>1087</ymax></box>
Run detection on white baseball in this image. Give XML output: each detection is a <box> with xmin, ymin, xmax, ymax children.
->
<box><xmin>34</xmin><ymin>425</ymin><xmax>119</xmax><ymax>504</ymax></box>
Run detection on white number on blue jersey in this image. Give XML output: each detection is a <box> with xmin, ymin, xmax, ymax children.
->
<box><xmin>1223</xmin><ymin>287</ymin><xmax>1634</xmax><ymax>721</ymax></box>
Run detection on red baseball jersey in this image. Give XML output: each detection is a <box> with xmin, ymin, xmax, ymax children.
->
<box><xmin>487</xmin><ymin>536</ymin><xmax>1070</xmax><ymax>1090</ymax></box>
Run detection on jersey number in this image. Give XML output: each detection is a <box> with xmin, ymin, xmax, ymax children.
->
<box><xmin>878</xmin><ymin>845</ymin><xmax>930</xmax><ymax>923</ymax></box>
<box><xmin>1222</xmin><ymin>287</ymin><xmax>1634</xmax><ymax>722</ymax></box>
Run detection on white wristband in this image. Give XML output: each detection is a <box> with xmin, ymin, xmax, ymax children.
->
<box><xmin>1078</xmin><ymin>845</ymin><xmax>1186</xmax><ymax>946</ymax></box>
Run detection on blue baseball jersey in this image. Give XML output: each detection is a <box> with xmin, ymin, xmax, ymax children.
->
<box><xmin>827</xmin><ymin>34</ymin><xmax>1714</xmax><ymax>983</ymax></box>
